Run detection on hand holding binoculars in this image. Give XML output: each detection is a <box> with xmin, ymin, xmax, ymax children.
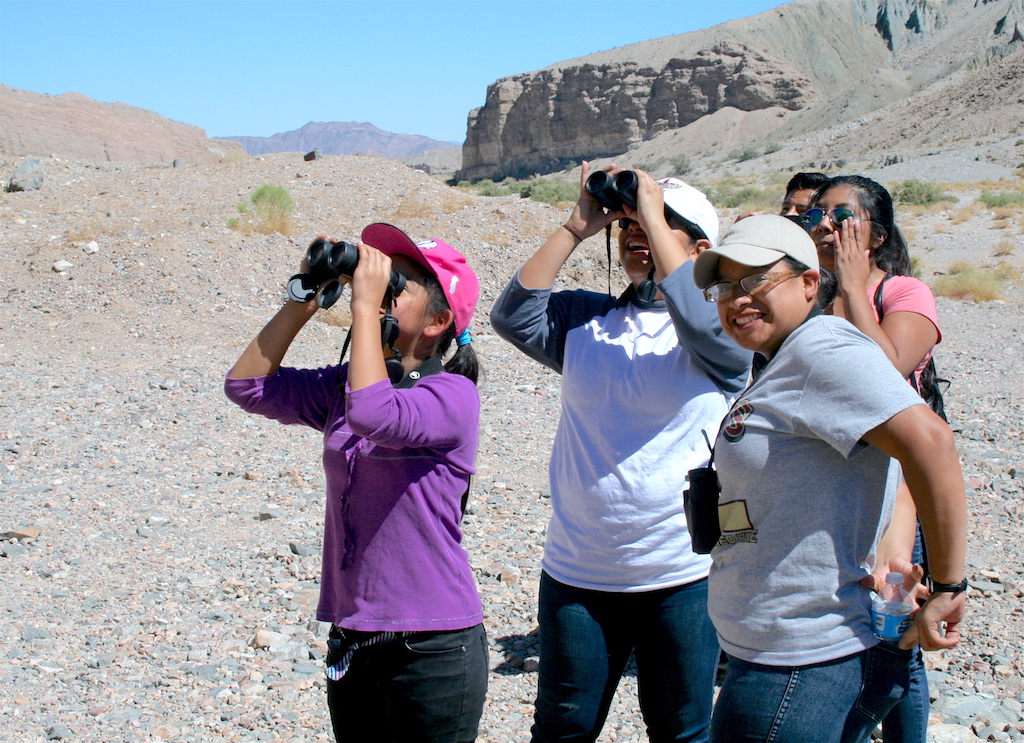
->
<box><xmin>287</xmin><ymin>238</ymin><xmax>407</xmax><ymax>309</ymax></box>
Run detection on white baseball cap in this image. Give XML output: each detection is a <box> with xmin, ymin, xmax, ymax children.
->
<box><xmin>657</xmin><ymin>177</ymin><xmax>720</xmax><ymax>249</ymax></box>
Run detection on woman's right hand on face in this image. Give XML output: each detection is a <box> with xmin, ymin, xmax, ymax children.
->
<box><xmin>566</xmin><ymin>160</ymin><xmax>623</xmax><ymax>239</ymax></box>
<box><xmin>348</xmin><ymin>242</ymin><xmax>391</xmax><ymax>316</ymax></box>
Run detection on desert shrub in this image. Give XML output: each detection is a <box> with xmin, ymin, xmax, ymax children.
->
<box><xmin>667</xmin><ymin>154</ymin><xmax>692</xmax><ymax>175</ymax></box>
<box><xmin>764</xmin><ymin>142</ymin><xmax>781</xmax><ymax>155</ymax></box>
<box><xmin>891</xmin><ymin>179</ymin><xmax>953</xmax><ymax>206</ymax></box>
<box><xmin>977</xmin><ymin>191</ymin><xmax>1024</xmax><ymax>209</ymax></box>
<box><xmin>519</xmin><ymin>179</ymin><xmax>580</xmax><ymax>206</ymax></box>
<box><xmin>992</xmin><ymin>240</ymin><xmax>1016</xmax><ymax>257</ymax></box>
<box><xmin>950</xmin><ymin>205</ymin><xmax>979</xmax><ymax>224</ymax></box>
<box><xmin>931</xmin><ymin>262</ymin><xmax>1017</xmax><ymax>301</ymax></box>
<box><xmin>728</xmin><ymin>147</ymin><xmax>761</xmax><ymax>162</ymax></box>
<box><xmin>229</xmin><ymin>184</ymin><xmax>294</xmax><ymax>235</ymax></box>
<box><xmin>715</xmin><ymin>185</ymin><xmax>776</xmax><ymax>211</ymax></box>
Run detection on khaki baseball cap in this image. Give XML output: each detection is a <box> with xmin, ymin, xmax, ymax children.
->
<box><xmin>692</xmin><ymin>214</ymin><xmax>819</xmax><ymax>289</ymax></box>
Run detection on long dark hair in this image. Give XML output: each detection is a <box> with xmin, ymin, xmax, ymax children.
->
<box><xmin>819</xmin><ymin>175</ymin><xmax>912</xmax><ymax>276</ymax></box>
<box><xmin>418</xmin><ymin>265</ymin><xmax>481</xmax><ymax>386</ymax></box>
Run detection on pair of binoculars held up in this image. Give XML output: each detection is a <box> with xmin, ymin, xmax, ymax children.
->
<box><xmin>585</xmin><ymin>170</ymin><xmax>640</xmax><ymax>212</ymax></box>
<box><xmin>287</xmin><ymin>239</ymin><xmax>407</xmax><ymax>309</ymax></box>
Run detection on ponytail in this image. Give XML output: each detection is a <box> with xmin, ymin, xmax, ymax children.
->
<box><xmin>420</xmin><ymin>269</ymin><xmax>483</xmax><ymax>386</ymax></box>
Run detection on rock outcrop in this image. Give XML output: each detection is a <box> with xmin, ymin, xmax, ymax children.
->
<box><xmin>460</xmin><ymin>41</ymin><xmax>813</xmax><ymax>180</ymax></box>
<box><xmin>0</xmin><ymin>84</ymin><xmax>244</xmax><ymax>164</ymax></box>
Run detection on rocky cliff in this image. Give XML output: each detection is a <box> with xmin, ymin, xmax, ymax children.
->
<box><xmin>0</xmin><ymin>85</ymin><xmax>244</xmax><ymax>165</ymax></box>
<box><xmin>457</xmin><ymin>0</ymin><xmax>1022</xmax><ymax>181</ymax></box>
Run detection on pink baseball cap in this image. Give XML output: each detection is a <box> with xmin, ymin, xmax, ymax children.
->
<box><xmin>360</xmin><ymin>223</ymin><xmax>479</xmax><ymax>334</ymax></box>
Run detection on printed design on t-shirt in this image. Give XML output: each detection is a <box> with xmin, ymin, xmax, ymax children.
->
<box><xmin>717</xmin><ymin>500</ymin><xmax>757</xmax><ymax>546</ymax></box>
<box><xmin>723</xmin><ymin>400</ymin><xmax>753</xmax><ymax>442</ymax></box>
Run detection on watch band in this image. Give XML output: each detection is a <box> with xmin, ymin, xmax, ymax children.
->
<box><xmin>929</xmin><ymin>577</ymin><xmax>969</xmax><ymax>594</ymax></box>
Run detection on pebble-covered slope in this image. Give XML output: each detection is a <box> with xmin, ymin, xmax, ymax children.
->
<box><xmin>1</xmin><ymin>154</ymin><xmax>1022</xmax><ymax>742</ymax></box>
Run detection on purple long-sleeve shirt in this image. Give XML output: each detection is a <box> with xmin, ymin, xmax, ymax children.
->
<box><xmin>225</xmin><ymin>364</ymin><xmax>483</xmax><ymax>632</ymax></box>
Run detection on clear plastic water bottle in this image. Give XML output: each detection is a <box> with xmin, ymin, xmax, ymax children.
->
<box><xmin>871</xmin><ymin>572</ymin><xmax>913</xmax><ymax>641</ymax></box>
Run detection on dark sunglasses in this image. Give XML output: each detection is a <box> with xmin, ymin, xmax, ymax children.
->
<box><xmin>804</xmin><ymin>207</ymin><xmax>858</xmax><ymax>228</ymax></box>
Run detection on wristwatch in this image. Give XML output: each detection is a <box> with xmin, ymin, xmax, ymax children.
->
<box><xmin>928</xmin><ymin>577</ymin><xmax>969</xmax><ymax>595</ymax></box>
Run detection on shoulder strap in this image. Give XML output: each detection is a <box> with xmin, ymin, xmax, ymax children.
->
<box><xmin>873</xmin><ymin>272</ymin><xmax>894</xmax><ymax>320</ymax></box>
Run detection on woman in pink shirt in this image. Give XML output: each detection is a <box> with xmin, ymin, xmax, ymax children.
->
<box><xmin>808</xmin><ymin>175</ymin><xmax>942</xmax><ymax>743</ymax></box>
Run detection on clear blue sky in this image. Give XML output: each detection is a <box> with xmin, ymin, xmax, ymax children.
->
<box><xmin>1</xmin><ymin>0</ymin><xmax>785</xmax><ymax>144</ymax></box>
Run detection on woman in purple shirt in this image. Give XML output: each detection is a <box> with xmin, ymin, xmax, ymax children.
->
<box><xmin>225</xmin><ymin>223</ymin><xmax>487</xmax><ymax>743</ymax></box>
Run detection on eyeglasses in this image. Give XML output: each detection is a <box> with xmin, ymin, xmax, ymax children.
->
<box><xmin>804</xmin><ymin>207</ymin><xmax>860</xmax><ymax>228</ymax></box>
<box><xmin>703</xmin><ymin>271</ymin><xmax>799</xmax><ymax>303</ymax></box>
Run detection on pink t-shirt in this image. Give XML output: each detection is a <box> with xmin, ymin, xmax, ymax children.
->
<box><xmin>867</xmin><ymin>274</ymin><xmax>941</xmax><ymax>389</ymax></box>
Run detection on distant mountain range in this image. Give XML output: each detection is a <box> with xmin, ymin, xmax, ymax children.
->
<box><xmin>219</xmin><ymin>121</ymin><xmax>459</xmax><ymax>158</ymax></box>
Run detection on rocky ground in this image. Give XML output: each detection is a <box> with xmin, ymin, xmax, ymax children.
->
<box><xmin>0</xmin><ymin>153</ymin><xmax>1022</xmax><ymax>742</ymax></box>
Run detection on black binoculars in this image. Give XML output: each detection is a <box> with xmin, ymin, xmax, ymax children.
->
<box><xmin>287</xmin><ymin>238</ymin><xmax>407</xmax><ymax>309</ymax></box>
<box><xmin>585</xmin><ymin>170</ymin><xmax>639</xmax><ymax>212</ymax></box>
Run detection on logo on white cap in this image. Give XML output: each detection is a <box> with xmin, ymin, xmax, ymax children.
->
<box><xmin>416</xmin><ymin>240</ymin><xmax>439</xmax><ymax>250</ymax></box>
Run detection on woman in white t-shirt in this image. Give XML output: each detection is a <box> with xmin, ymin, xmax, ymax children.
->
<box><xmin>491</xmin><ymin>165</ymin><xmax>750</xmax><ymax>742</ymax></box>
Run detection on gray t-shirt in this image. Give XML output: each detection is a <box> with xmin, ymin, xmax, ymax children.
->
<box><xmin>710</xmin><ymin>314</ymin><xmax>925</xmax><ymax>666</ymax></box>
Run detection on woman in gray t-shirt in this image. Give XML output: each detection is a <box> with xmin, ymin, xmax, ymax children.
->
<box><xmin>691</xmin><ymin>215</ymin><xmax>967</xmax><ymax>743</ymax></box>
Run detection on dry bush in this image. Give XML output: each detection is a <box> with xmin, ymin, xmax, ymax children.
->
<box><xmin>931</xmin><ymin>262</ymin><xmax>1017</xmax><ymax>301</ymax></box>
<box><xmin>992</xmin><ymin>240</ymin><xmax>1016</xmax><ymax>257</ymax></box>
<box><xmin>950</xmin><ymin>204</ymin><xmax>981</xmax><ymax>224</ymax></box>
<box><xmin>229</xmin><ymin>184</ymin><xmax>295</xmax><ymax>235</ymax></box>
<box><xmin>439</xmin><ymin>190</ymin><xmax>474</xmax><ymax>215</ymax></box>
<box><xmin>65</xmin><ymin>216</ymin><xmax>105</xmax><ymax>243</ymax></box>
<box><xmin>318</xmin><ymin>302</ymin><xmax>352</xmax><ymax>328</ymax></box>
<box><xmin>992</xmin><ymin>219</ymin><xmax>1011</xmax><ymax>230</ymax></box>
<box><xmin>933</xmin><ymin>223</ymin><xmax>949</xmax><ymax>234</ymax></box>
<box><xmin>993</xmin><ymin>206</ymin><xmax>1020</xmax><ymax>220</ymax></box>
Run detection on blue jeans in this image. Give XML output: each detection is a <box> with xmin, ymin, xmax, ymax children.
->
<box><xmin>710</xmin><ymin>642</ymin><xmax>912</xmax><ymax>743</ymax></box>
<box><xmin>532</xmin><ymin>572</ymin><xmax>719</xmax><ymax>742</ymax></box>
<box><xmin>326</xmin><ymin>623</ymin><xmax>488</xmax><ymax>742</ymax></box>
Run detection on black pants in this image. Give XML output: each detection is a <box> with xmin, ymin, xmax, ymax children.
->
<box><xmin>326</xmin><ymin>624</ymin><xmax>488</xmax><ymax>743</ymax></box>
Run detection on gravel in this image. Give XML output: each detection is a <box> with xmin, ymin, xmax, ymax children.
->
<box><xmin>0</xmin><ymin>153</ymin><xmax>1021</xmax><ymax>742</ymax></box>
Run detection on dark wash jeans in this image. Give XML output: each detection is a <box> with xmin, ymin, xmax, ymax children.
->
<box><xmin>710</xmin><ymin>642</ymin><xmax>912</xmax><ymax>743</ymax></box>
<box><xmin>325</xmin><ymin>623</ymin><xmax>488</xmax><ymax>743</ymax></box>
<box><xmin>532</xmin><ymin>571</ymin><xmax>719</xmax><ymax>743</ymax></box>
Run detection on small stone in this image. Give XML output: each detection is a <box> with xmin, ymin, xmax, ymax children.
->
<box><xmin>53</xmin><ymin>260</ymin><xmax>73</xmax><ymax>273</ymax></box>
<box><xmin>2</xmin><ymin>527</ymin><xmax>40</xmax><ymax>540</ymax></box>
<box><xmin>46</xmin><ymin>724</ymin><xmax>74</xmax><ymax>740</ymax></box>
<box><xmin>82</xmin><ymin>241</ymin><xmax>99</xmax><ymax>254</ymax></box>
<box><xmin>136</xmin><ymin>525</ymin><xmax>155</xmax><ymax>538</ymax></box>
<box><xmin>22</xmin><ymin>626</ymin><xmax>52</xmax><ymax>640</ymax></box>
<box><xmin>146</xmin><ymin>512</ymin><xmax>171</xmax><ymax>527</ymax></box>
<box><xmin>257</xmin><ymin>505</ymin><xmax>281</xmax><ymax>521</ymax></box>
<box><xmin>252</xmin><ymin>628</ymin><xmax>288</xmax><ymax>649</ymax></box>
<box><xmin>289</xmin><ymin>542</ymin><xmax>316</xmax><ymax>557</ymax></box>
<box><xmin>7</xmin><ymin>157</ymin><xmax>45</xmax><ymax>192</ymax></box>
